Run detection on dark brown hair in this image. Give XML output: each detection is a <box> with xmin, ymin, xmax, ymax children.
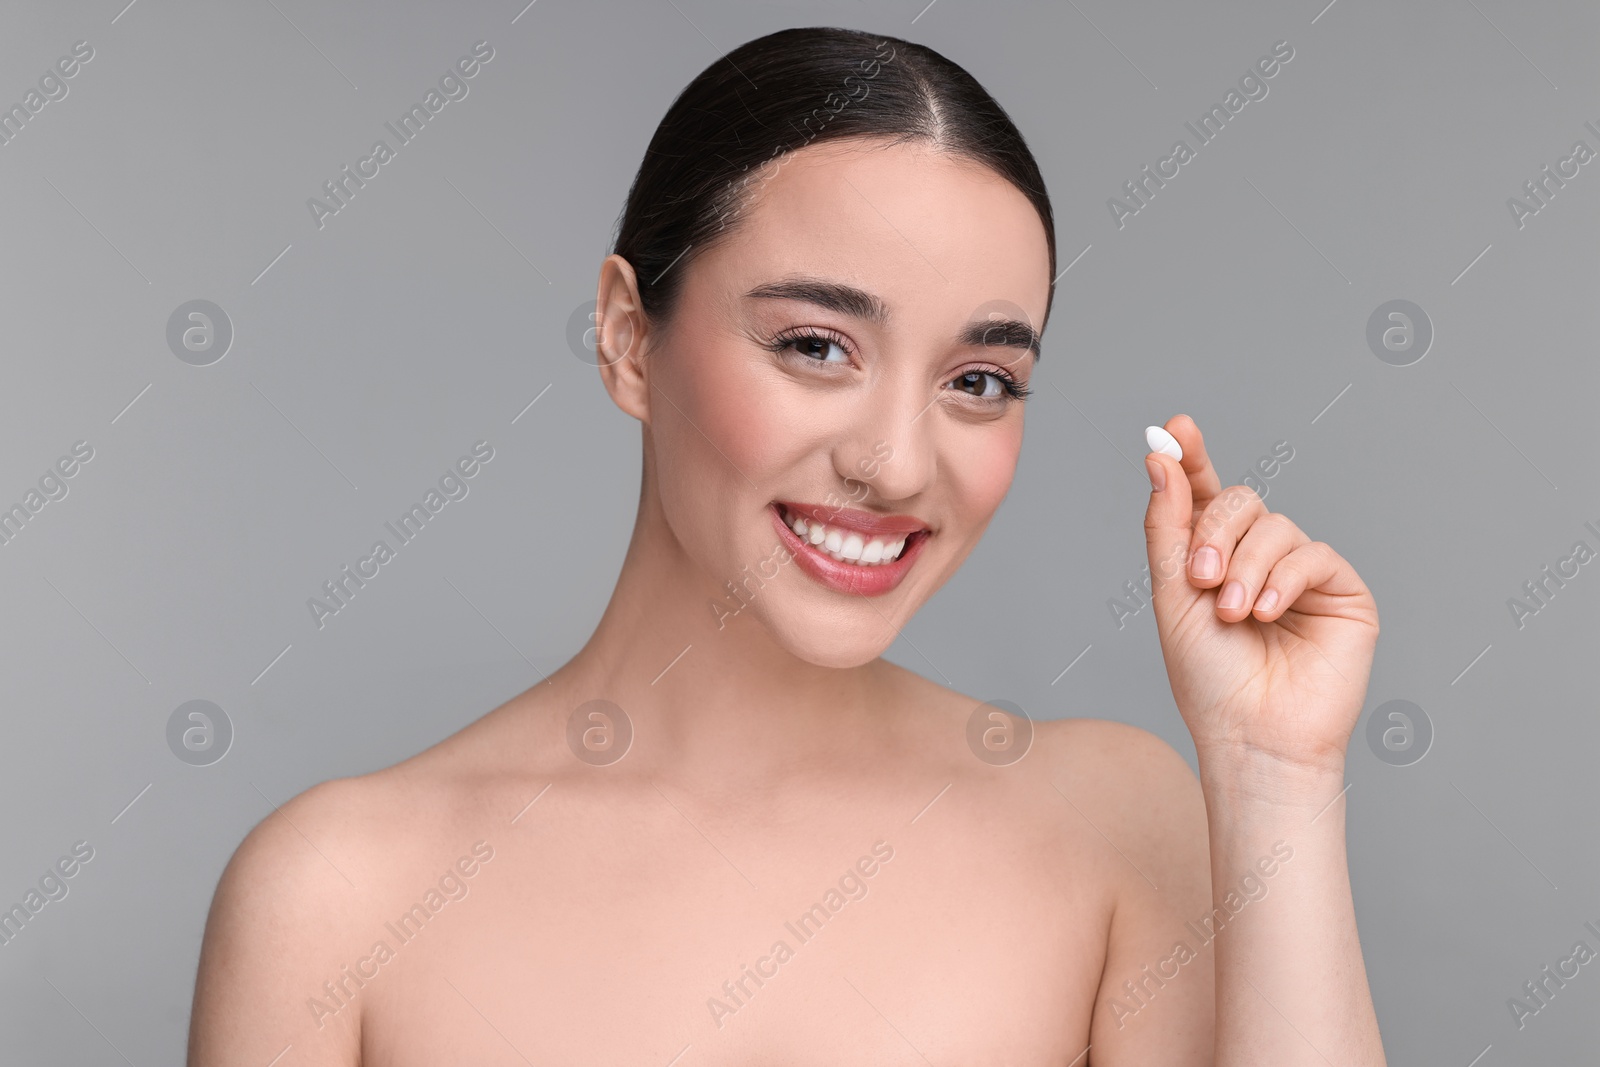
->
<box><xmin>611</xmin><ymin>26</ymin><xmax>1057</xmax><ymax>334</ymax></box>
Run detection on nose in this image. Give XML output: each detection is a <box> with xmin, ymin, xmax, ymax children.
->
<box><xmin>830</xmin><ymin>379</ymin><xmax>938</xmax><ymax>506</ymax></box>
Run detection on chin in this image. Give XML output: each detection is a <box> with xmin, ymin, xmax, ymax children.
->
<box><xmin>760</xmin><ymin>606</ymin><xmax>902</xmax><ymax>670</ymax></box>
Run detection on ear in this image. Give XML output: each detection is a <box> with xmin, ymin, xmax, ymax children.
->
<box><xmin>593</xmin><ymin>253</ymin><xmax>652</xmax><ymax>424</ymax></box>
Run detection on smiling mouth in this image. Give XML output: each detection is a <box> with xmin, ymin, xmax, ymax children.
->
<box><xmin>771</xmin><ymin>501</ymin><xmax>930</xmax><ymax>567</ymax></box>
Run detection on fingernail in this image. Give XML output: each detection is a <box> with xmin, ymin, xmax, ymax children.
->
<box><xmin>1145</xmin><ymin>457</ymin><xmax>1165</xmax><ymax>492</ymax></box>
<box><xmin>1217</xmin><ymin>580</ymin><xmax>1245</xmax><ymax>609</ymax></box>
<box><xmin>1255</xmin><ymin>588</ymin><xmax>1278</xmax><ymax>614</ymax></box>
<box><xmin>1191</xmin><ymin>546</ymin><xmax>1220</xmax><ymax>580</ymax></box>
<box><xmin>1145</xmin><ymin>425</ymin><xmax>1183</xmax><ymax>461</ymax></box>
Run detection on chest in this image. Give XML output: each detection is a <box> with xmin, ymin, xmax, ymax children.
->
<box><xmin>351</xmin><ymin>797</ymin><xmax>1108</xmax><ymax>1063</ymax></box>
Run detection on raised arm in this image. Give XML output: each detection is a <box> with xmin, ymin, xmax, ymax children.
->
<box><xmin>1137</xmin><ymin>414</ymin><xmax>1385</xmax><ymax>1066</ymax></box>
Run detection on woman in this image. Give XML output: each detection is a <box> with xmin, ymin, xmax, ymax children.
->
<box><xmin>189</xmin><ymin>26</ymin><xmax>1385</xmax><ymax>1065</ymax></box>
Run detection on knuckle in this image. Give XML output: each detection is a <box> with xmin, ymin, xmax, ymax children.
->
<box><xmin>1306</xmin><ymin>539</ymin><xmax>1333</xmax><ymax>558</ymax></box>
<box><xmin>1259</xmin><ymin>512</ymin><xmax>1297</xmax><ymax>537</ymax></box>
<box><xmin>1224</xmin><ymin>483</ymin><xmax>1262</xmax><ymax>510</ymax></box>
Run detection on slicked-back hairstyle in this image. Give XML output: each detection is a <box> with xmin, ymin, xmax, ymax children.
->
<box><xmin>611</xmin><ymin>25</ymin><xmax>1057</xmax><ymax>335</ymax></box>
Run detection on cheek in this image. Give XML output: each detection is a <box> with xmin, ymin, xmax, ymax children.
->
<box><xmin>649</xmin><ymin>337</ymin><xmax>795</xmax><ymax>568</ymax></box>
<box><xmin>950</xmin><ymin>422</ymin><xmax>1023</xmax><ymax>517</ymax></box>
<box><xmin>660</xmin><ymin>338</ymin><xmax>801</xmax><ymax>482</ymax></box>
<box><xmin>696</xmin><ymin>364</ymin><xmax>784</xmax><ymax>473</ymax></box>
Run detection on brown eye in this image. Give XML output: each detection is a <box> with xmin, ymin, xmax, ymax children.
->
<box><xmin>790</xmin><ymin>336</ymin><xmax>849</xmax><ymax>363</ymax></box>
<box><xmin>947</xmin><ymin>371</ymin><xmax>998</xmax><ymax>396</ymax></box>
<box><xmin>766</xmin><ymin>328</ymin><xmax>854</xmax><ymax>365</ymax></box>
<box><xmin>946</xmin><ymin>367</ymin><xmax>1032</xmax><ymax>404</ymax></box>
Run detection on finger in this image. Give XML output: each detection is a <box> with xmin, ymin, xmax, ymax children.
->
<box><xmin>1252</xmin><ymin>540</ymin><xmax>1371</xmax><ymax>622</ymax></box>
<box><xmin>1211</xmin><ymin>512</ymin><xmax>1311</xmax><ymax>621</ymax></box>
<box><xmin>1186</xmin><ymin>483</ymin><xmax>1269</xmax><ymax>590</ymax></box>
<box><xmin>1143</xmin><ymin>450</ymin><xmax>1200</xmax><ymax>618</ymax></box>
<box><xmin>1164</xmin><ymin>414</ymin><xmax>1224</xmax><ymax>513</ymax></box>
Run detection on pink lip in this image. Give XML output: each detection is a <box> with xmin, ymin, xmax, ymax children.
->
<box><xmin>773</xmin><ymin>500</ymin><xmax>931</xmax><ymax>537</ymax></box>
<box><xmin>769</xmin><ymin>502</ymin><xmax>930</xmax><ymax>597</ymax></box>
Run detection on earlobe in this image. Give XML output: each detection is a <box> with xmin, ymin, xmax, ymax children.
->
<box><xmin>593</xmin><ymin>254</ymin><xmax>652</xmax><ymax>424</ymax></box>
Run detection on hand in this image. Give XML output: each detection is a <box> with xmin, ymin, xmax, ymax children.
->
<box><xmin>1141</xmin><ymin>415</ymin><xmax>1380</xmax><ymax>776</ymax></box>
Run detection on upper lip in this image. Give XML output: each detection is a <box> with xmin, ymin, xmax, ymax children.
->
<box><xmin>774</xmin><ymin>500</ymin><xmax>931</xmax><ymax>537</ymax></box>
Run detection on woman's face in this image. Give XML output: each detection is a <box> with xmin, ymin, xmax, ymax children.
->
<box><xmin>618</xmin><ymin>137</ymin><xmax>1051</xmax><ymax>668</ymax></box>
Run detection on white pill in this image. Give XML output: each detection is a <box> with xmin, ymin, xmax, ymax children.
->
<box><xmin>1145</xmin><ymin>425</ymin><xmax>1183</xmax><ymax>461</ymax></box>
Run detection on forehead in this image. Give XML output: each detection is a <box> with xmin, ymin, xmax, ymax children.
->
<box><xmin>690</xmin><ymin>138</ymin><xmax>1051</xmax><ymax>334</ymax></box>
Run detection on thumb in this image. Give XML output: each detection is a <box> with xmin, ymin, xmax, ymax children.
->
<box><xmin>1142</xmin><ymin>439</ymin><xmax>1197</xmax><ymax>619</ymax></box>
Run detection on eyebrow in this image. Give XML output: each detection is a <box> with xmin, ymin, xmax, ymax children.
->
<box><xmin>743</xmin><ymin>276</ymin><xmax>1041</xmax><ymax>361</ymax></box>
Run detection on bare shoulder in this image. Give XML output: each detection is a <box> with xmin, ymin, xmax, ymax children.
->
<box><xmin>1031</xmin><ymin>726</ymin><xmax>1217</xmax><ymax>1058</ymax></box>
<box><xmin>871</xmin><ymin>670</ymin><xmax>1218</xmax><ymax>1058</ymax></box>
<box><xmin>877</xmin><ymin>662</ymin><xmax>1206</xmax><ymax>851</ymax></box>
<box><xmin>207</xmin><ymin>691</ymin><xmax>550</xmax><ymax>910</ymax></box>
<box><xmin>1035</xmin><ymin>716</ymin><xmax>1200</xmax><ymax>795</ymax></box>
<box><xmin>879</xmin><ymin>660</ymin><xmax>1200</xmax><ymax>798</ymax></box>
<box><xmin>189</xmin><ymin>700</ymin><xmax>538</xmax><ymax>1066</ymax></box>
<box><xmin>190</xmin><ymin>774</ymin><xmax>380</xmax><ymax>1065</ymax></box>
<box><xmin>1033</xmin><ymin>717</ymin><xmax>1208</xmax><ymax>858</ymax></box>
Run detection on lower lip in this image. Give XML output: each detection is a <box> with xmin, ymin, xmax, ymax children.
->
<box><xmin>768</xmin><ymin>503</ymin><xmax>929</xmax><ymax>597</ymax></box>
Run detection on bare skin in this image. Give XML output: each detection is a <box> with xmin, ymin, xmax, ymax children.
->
<box><xmin>189</xmin><ymin>137</ymin><xmax>1383</xmax><ymax>1065</ymax></box>
<box><xmin>191</xmin><ymin>671</ymin><xmax>1209</xmax><ymax>1065</ymax></box>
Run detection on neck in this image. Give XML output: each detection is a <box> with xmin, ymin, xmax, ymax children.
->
<box><xmin>547</xmin><ymin>473</ymin><xmax>894</xmax><ymax>786</ymax></box>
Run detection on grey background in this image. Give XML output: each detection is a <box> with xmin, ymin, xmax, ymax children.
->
<box><xmin>1</xmin><ymin>0</ymin><xmax>1595</xmax><ymax>1062</ymax></box>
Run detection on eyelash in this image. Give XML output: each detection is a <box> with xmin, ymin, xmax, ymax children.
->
<box><xmin>762</xmin><ymin>327</ymin><xmax>1032</xmax><ymax>405</ymax></box>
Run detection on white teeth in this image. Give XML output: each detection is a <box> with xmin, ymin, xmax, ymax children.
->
<box><xmin>778</xmin><ymin>505</ymin><xmax>918</xmax><ymax>567</ymax></box>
